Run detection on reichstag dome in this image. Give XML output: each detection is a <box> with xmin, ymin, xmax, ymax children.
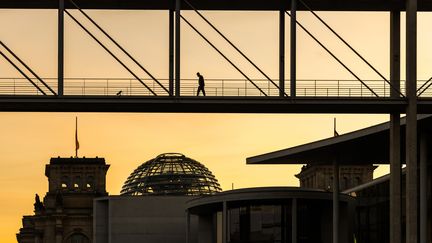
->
<box><xmin>120</xmin><ymin>153</ymin><xmax>222</xmax><ymax>196</ymax></box>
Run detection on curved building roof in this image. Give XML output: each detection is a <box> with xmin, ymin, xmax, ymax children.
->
<box><xmin>121</xmin><ymin>153</ymin><xmax>221</xmax><ymax>196</ymax></box>
<box><xmin>186</xmin><ymin>187</ymin><xmax>355</xmax><ymax>214</ymax></box>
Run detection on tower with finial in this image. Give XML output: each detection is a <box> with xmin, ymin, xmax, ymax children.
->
<box><xmin>296</xmin><ymin>118</ymin><xmax>376</xmax><ymax>191</ymax></box>
<box><xmin>17</xmin><ymin>156</ymin><xmax>109</xmax><ymax>243</ymax></box>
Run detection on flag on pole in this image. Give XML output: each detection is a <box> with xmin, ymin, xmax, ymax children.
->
<box><xmin>334</xmin><ymin>117</ymin><xmax>339</xmax><ymax>137</ymax></box>
<box><xmin>75</xmin><ymin>117</ymin><xmax>79</xmax><ymax>157</ymax></box>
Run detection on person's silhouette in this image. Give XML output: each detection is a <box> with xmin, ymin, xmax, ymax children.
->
<box><xmin>196</xmin><ymin>72</ymin><xmax>206</xmax><ymax>96</ymax></box>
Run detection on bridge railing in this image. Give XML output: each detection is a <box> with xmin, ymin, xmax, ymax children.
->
<box><xmin>0</xmin><ymin>77</ymin><xmax>425</xmax><ymax>98</ymax></box>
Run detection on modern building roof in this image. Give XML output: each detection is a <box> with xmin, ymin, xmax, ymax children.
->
<box><xmin>186</xmin><ymin>187</ymin><xmax>354</xmax><ymax>214</ymax></box>
<box><xmin>121</xmin><ymin>153</ymin><xmax>221</xmax><ymax>196</ymax></box>
<box><xmin>247</xmin><ymin>115</ymin><xmax>432</xmax><ymax>165</ymax></box>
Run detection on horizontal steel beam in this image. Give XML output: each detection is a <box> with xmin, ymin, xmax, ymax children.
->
<box><xmin>0</xmin><ymin>96</ymin><xmax>410</xmax><ymax>113</ymax></box>
<box><xmin>0</xmin><ymin>0</ymin><xmax>430</xmax><ymax>11</ymax></box>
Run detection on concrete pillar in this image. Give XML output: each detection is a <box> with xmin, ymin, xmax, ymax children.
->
<box><xmin>55</xmin><ymin>232</ymin><xmax>62</xmax><ymax>243</ymax></box>
<box><xmin>390</xmin><ymin>10</ymin><xmax>402</xmax><ymax>243</ymax></box>
<box><xmin>186</xmin><ymin>210</ymin><xmax>190</xmax><ymax>243</ymax></box>
<box><xmin>292</xmin><ymin>198</ymin><xmax>297</xmax><ymax>243</ymax></box>
<box><xmin>333</xmin><ymin>160</ymin><xmax>339</xmax><ymax>243</ymax></box>
<box><xmin>420</xmin><ymin>134</ymin><xmax>428</xmax><ymax>243</ymax></box>
<box><xmin>222</xmin><ymin>201</ymin><xmax>227</xmax><ymax>243</ymax></box>
<box><xmin>35</xmin><ymin>234</ymin><xmax>42</xmax><ymax>243</ymax></box>
<box><xmin>405</xmin><ymin>0</ymin><xmax>418</xmax><ymax>241</ymax></box>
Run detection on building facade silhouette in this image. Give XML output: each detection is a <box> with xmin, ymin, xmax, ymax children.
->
<box><xmin>296</xmin><ymin>164</ymin><xmax>376</xmax><ymax>191</ymax></box>
<box><xmin>16</xmin><ymin>157</ymin><xmax>109</xmax><ymax>243</ymax></box>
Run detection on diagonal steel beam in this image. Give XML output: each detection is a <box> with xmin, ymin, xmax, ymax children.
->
<box><xmin>0</xmin><ymin>41</ymin><xmax>56</xmax><ymax>95</ymax></box>
<box><xmin>68</xmin><ymin>0</ymin><xmax>169</xmax><ymax>95</ymax></box>
<box><xmin>65</xmin><ymin>10</ymin><xmax>157</xmax><ymax>96</ymax></box>
<box><xmin>0</xmin><ymin>50</ymin><xmax>46</xmax><ymax>95</ymax></box>
<box><xmin>285</xmin><ymin>11</ymin><xmax>378</xmax><ymax>97</ymax></box>
<box><xmin>181</xmin><ymin>15</ymin><xmax>267</xmax><ymax>96</ymax></box>
<box><xmin>417</xmin><ymin>77</ymin><xmax>432</xmax><ymax>96</ymax></box>
<box><xmin>183</xmin><ymin>0</ymin><xmax>287</xmax><ymax>97</ymax></box>
<box><xmin>298</xmin><ymin>0</ymin><xmax>404</xmax><ymax>98</ymax></box>
<box><xmin>418</xmin><ymin>78</ymin><xmax>432</xmax><ymax>96</ymax></box>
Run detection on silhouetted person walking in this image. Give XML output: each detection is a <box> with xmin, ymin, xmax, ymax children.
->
<box><xmin>196</xmin><ymin>72</ymin><xmax>206</xmax><ymax>96</ymax></box>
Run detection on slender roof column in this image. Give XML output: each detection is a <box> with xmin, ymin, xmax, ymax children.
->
<box><xmin>292</xmin><ymin>198</ymin><xmax>297</xmax><ymax>243</ymax></box>
<box><xmin>405</xmin><ymin>0</ymin><xmax>418</xmax><ymax>241</ymax></box>
<box><xmin>222</xmin><ymin>201</ymin><xmax>227</xmax><ymax>243</ymax></box>
<box><xmin>420</xmin><ymin>133</ymin><xmax>428</xmax><ymax>243</ymax></box>
<box><xmin>333</xmin><ymin>160</ymin><xmax>339</xmax><ymax>243</ymax></box>
<box><xmin>390</xmin><ymin>10</ymin><xmax>402</xmax><ymax>243</ymax></box>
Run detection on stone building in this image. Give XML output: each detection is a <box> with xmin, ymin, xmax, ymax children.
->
<box><xmin>16</xmin><ymin>157</ymin><xmax>109</xmax><ymax>243</ymax></box>
<box><xmin>296</xmin><ymin>164</ymin><xmax>376</xmax><ymax>191</ymax></box>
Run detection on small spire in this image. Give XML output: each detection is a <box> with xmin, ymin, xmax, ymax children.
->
<box><xmin>334</xmin><ymin>117</ymin><xmax>339</xmax><ymax>137</ymax></box>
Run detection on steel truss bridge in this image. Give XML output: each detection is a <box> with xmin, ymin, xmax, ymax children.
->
<box><xmin>0</xmin><ymin>0</ymin><xmax>428</xmax><ymax>243</ymax></box>
<box><xmin>0</xmin><ymin>0</ymin><xmax>429</xmax><ymax>113</ymax></box>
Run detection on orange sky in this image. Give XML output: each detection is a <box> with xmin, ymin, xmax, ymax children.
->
<box><xmin>0</xmin><ymin>9</ymin><xmax>431</xmax><ymax>243</ymax></box>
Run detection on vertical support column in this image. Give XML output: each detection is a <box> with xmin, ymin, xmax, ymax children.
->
<box><xmin>175</xmin><ymin>0</ymin><xmax>181</xmax><ymax>96</ymax></box>
<box><xmin>420</xmin><ymin>134</ymin><xmax>428</xmax><ymax>243</ymax></box>
<box><xmin>222</xmin><ymin>201</ymin><xmax>227</xmax><ymax>243</ymax></box>
<box><xmin>169</xmin><ymin>9</ymin><xmax>174</xmax><ymax>96</ymax></box>
<box><xmin>55</xmin><ymin>234</ymin><xmax>62</xmax><ymax>243</ymax></box>
<box><xmin>55</xmin><ymin>228</ymin><xmax>62</xmax><ymax>243</ymax></box>
<box><xmin>290</xmin><ymin>0</ymin><xmax>296</xmax><ymax>97</ymax></box>
<box><xmin>58</xmin><ymin>0</ymin><xmax>64</xmax><ymax>96</ymax></box>
<box><xmin>35</xmin><ymin>233</ymin><xmax>42</xmax><ymax>243</ymax></box>
<box><xmin>390</xmin><ymin>10</ymin><xmax>402</xmax><ymax>243</ymax></box>
<box><xmin>333</xmin><ymin>160</ymin><xmax>339</xmax><ymax>243</ymax></box>
<box><xmin>186</xmin><ymin>209</ymin><xmax>191</xmax><ymax>243</ymax></box>
<box><xmin>406</xmin><ymin>0</ymin><xmax>418</xmax><ymax>241</ymax></box>
<box><xmin>292</xmin><ymin>198</ymin><xmax>297</xmax><ymax>243</ymax></box>
<box><xmin>279</xmin><ymin>9</ymin><xmax>285</xmax><ymax>97</ymax></box>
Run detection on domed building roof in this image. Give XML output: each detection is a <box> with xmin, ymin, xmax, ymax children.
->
<box><xmin>120</xmin><ymin>153</ymin><xmax>222</xmax><ymax>196</ymax></box>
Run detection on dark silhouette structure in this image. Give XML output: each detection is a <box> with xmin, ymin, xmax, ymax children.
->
<box><xmin>296</xmin><ymin>164</ymin><xmax>376</xmax><ymax>191</ymax></box>
<box><xmin>186</xmin><ymin>187</ymin><xmax>356</xmax><ymax>243</ymax></box>
<box><xmin>16</xmin><ymin>157</ymin><xmax>109</xmax><ymax>243</ymax></box>
<box><xmin>2</xmin><ymin>0</ymin><xmax>427</xmax><ymax>242</ymax></box>
<box><xmin>196</xmin><ymin>72</ymin><xmax>206</xmax><ymax>96</ymax></box>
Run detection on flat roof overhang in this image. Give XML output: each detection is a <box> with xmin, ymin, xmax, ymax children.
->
<box><xmin>247</xmin><ymin>114</ymin><xmax>432</xmax><ymax>165</ymax></box>
<box><xmin>0</xmin><ymin>0</ymin><xmax>431</xmax><ymax>11</ymax></box>
<box><xmin>186</xmin><ymin>187</ymin><xmax>354</xmax><ymax>214</ymax></box>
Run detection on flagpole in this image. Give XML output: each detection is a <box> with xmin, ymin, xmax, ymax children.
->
<box><xmin>75</xmin><ymin>116</ymin><xmax>78</xmax><ymax>158</ymax></box>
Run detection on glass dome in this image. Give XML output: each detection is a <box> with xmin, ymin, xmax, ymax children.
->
<box><xmin>121</xmin><ymin>153</ymin><xmax>222</xmax><ymax>196</ymax></box>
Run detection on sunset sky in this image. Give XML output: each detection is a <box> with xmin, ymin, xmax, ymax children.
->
<box><xmin>0</xmin><ymin>8</ymin><xmax>431</xmax><ymax>243</ymax></box>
